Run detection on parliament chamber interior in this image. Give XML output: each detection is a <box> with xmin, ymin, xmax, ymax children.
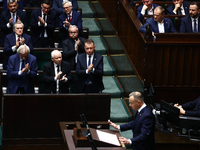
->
<box><xmin>0</xmin><ymin>0</ymin><xmax>200</xmax><ymax>149</ymax></box>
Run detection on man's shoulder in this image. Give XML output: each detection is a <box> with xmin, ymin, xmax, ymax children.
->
<box><xmin>17</xmin><ymin>9</ymin><xmax>26</xmax><ymax>15</ymax></box>
<box><xmin>22</xmin><ymin>33</ymin><xmax>31</xmax><ymax>38</ymax></box>
<box><xmin>94</xmin><ymin>52</ymin><xmax>103</xmax><ymax>59</ymax></box>
<box><xmin>9</xmin><ymin>53</ymin><xmax>18</xmax><ymax>60</ymax></box>
<box><xmin>31</xmin><ymin>8</ymin><xmax>40</xmax><ymax>14</ymax></box>
<box><xmin>73</xmin><ymin>11</ymin><xmax>81</xmax><ymax>17</ymax></box>
<box><xmin>79</xmin><ymin>52</ymin><xmax>86</xmax><ymax>58</ymax></box>
<box><xmin>44</xmin><ymin>61</ymin><xmax>52</xmax><ymax>67</ymax></box>
<box><xmin>183</xmin><ymin>1</ymin><xmax>190</xmax><ymax>7</ymax></box>
<box><xmin>153</xmin><ymin>3</ymin><xmax>159</xmax><ymax>7</ymax></box>
<box><xmin>146</xmin><ymin>17</ymin><xmax>155</xmax><ymax>23</ymax></box>
<box><xmin>28</xmin><ymin>53</ymin><xmax>37</xmax><ymax>60</ymax></box>
<box><xmin>62</xmin><ymin>60</ymin><xmax>71</xmax><ymax>66</ymax></box>
<box><xmin>1</xmin><ymin>9</ymin><xmax>9</xmax><ymax>16</ymax></box>
<box><xmin>181</xmin><ymin>15</ymin><xmax>190</xmax><ymax>21</ymax></box>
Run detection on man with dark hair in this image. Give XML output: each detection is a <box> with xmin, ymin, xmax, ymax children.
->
<box><xmin>166</xmin><ymin>0</ymin><xmax>190</xmax><ymax>15</ymax></box>
<box><xmin>3</xmin><ymin>21</ymin><xmax>33</xmax><ymax>69</ymax></box>
<box><xmin>139</xmin><ymin>6</ymin><xmax>177</xmax><ymax>35</ymax></box>
<box><xmin>137</xmin><ymin>0</ymin><xmax>159</xmax><ymax>23</ymax></box>
<box><xmin>179</xmin><ymin>3</ymin><xmax>200</xmax><ymax>33</ymax></box>
<box><xmin>108</xmin><ymin>91</ymin><xmax>155</xmax><ymax>150</ymax></box>
<box><xmin>3</xmin><ymin>0</ymin><xmax>23</xmax><ymax>10</ymax></box>
<box><xmin>0</xmin><ymin>0</ymin><xmax>27</xmax><ymax>46</ymax></box>
<box><xmin>43</xmin><ymin>50</ymin><xmax>72</xmax><ymax>93</ymax></box>
<box><xmin>62</xmin><ymin>25</ymin><xmax>86</xmax><ymax>70</ymax></box>
<box><xmin>7</xmin><ymin>44</ymin><xmax>38</xmax><ymax>94</ymax></box>
<box><xmin>31</xmin><ymin>0</ymin><xmax>57</xmax><ymax>48</ymax></box>
<box><xmin>59</xmin><ymin>0</ymin><xmax>82</xmax><ymax>40</ymax></box>
<box><xmin>75</xmin><ymin>39</ymin><xmax>104</xmax><ymax>93</ymax></box>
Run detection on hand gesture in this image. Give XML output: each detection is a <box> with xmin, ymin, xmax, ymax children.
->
<box><xmin>9</xmin><ymin>17</ymin><xmax>13</xmax><ymax>26</ymax></box>
<box><xmin>119</xmin><ymin>137</ymin><xmax>130</xmax><ymax>144</ymax></box>
<box><xmin>88</xmin><ymin>64</ymin><xmax>94</xmax><ymax>73</ymax></box>
<box><xmin>38</xmin><ymin>16</ymin><xmax>45</xmax><ymax>26</ymax></box>
<box><xmin>20</xmin><ymin>37</ymin><xmax>25</xmax><ymax>45</ymax></box>
<box><xmin>60</xmin><ymin>74</ymin><xmax>66</xmax><ymax>81</ymax></box>
<box><xmin>75</xmin><ymin>38</ymin><xmax>81</xmax><ymax>51</ymax></box>
<box><xmin>56</xmin><ymin>71</ymin><xmax>62</xmax><ymax>80</ymax></box>
<box><xmin>63</xmin><ymin>19</ymin><xmax>70</xmax><ymax>27</ymax></box>
<box><xmin>142</xmin><ymin>5</ymin><xmax>148</xmax><ymax>11</ymax></box>
<box><xmin>108</xmin><ymin>120</ymin><xmax>118</xmax><ymax>129</ymax></box>
<box><xmin>174</xmin><ymin>3</ymin><xmax>180</xmax><ymax>12</ymax></box>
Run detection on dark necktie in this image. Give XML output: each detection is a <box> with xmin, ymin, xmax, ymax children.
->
<box><xmin>68</xmin><ymin>15</ymin><xmax>71</xmax><ymax>22</ymax></box>
<box><xmin>57</xmin><ymin>65</ymin><xmax>60</xmax><ymax>73</ymax></box>
<box><xmin>177</xmin><ymin>8</ymin><xmax>182</xmax><ymax>15</ymax></box>
<box><xmin>87</xmin><ymin>56</ymin><xmax>91</xmax><ymax>83</ymax></box>
<box><xmin>194</xmin><ymin>19</ymin><xmax>197</xmax><ymax>33</ymax></box>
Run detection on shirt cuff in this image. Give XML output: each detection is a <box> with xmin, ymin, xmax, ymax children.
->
<box><xmin>38</xmin><ymin>21</ymin><xmax>41</xmax><ymax>26</ymax></box>
<box><xmin>141</xmin><ymin>10</ymin><xmax>145</xmax><ymax>15</ymax></box>
<box><xmin>44</xmin><ymin>22</ymin><xmax>47</xmax><ymax>27</ymax></box>
<box><xmin>128</xmin><ymin>139</ymin><xmax>132</xmax><ymax>144</ymax></box>
<box><xmin>7</xmin><ymin>23</ymin><xmax>11</xmax><ymax>28</ymax></box>
<box><xmin>117</xmin><ymin>125</ymin><xmax>120</xmax><ymax>130</ymax></box>
<box><xmin>64</xmin><ymin>77</ymin><xmax>68</xmax><ymax>82</ymax></box>
<box><xmin>173</xmin><ymin>10</ymin><xmax>177</xmax><ymax>14</ymax></box>
<box><xmin>12</xmin><ymin>46</ymin><xmax>17</xmax><ymax>52</ymax></box>
<box><xmin>18</xmin><ymin>71</ymin><xmax>22</xmax><ymax>75</ymax></box>
<box><xmin>86</xmin><ymin>69</ymin><xmax>89</xmax><ymax>74</ymax></box>
<box><xmin>54</xmin><ymin>76</ymin><xmax>57</xmax><ymax>81</ymax></box>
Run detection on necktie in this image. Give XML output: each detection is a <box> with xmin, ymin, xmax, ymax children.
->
<box><xmin>194</xmin><ymin>19</ymin><xmax>197</xmax><ymax>33</ymax></box>
<box><xmin>177</xmin><ymin>8</ymin><xmax>182</xmax><ymax>15</ymax></box>
<box><xmin>13</xmin><ymin>13</ymin><xmax>15</xmax><ymax>30</ymax></box>
<box><xmin>68</xmin><ymin>15</ymin><xmax>71</xmax><ymax>22</ymax></box>
<box><xmin>57</xmin><ymin>65</ymin><xmax>60</xmax><ymax>73</ymax></box>
<box><xmin>87</xmin><ymin>56</ymin><xmax>91</xmax><ymax>83</ymax></box>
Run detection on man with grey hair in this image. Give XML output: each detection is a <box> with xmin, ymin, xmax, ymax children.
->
<box><xmin>108</xmin><ymin>91</ymin><xmax>155</xmax><ymax>150</ymax></box>
<box><xmin>7</xmin><ymin>44</ymin><xmax>38</xmax><ymax>94</ymax></box>
<box><xmin>43</xmin><ymin>50</ymin><xmax>72</xmax><ymax>93</ymax></box>
<box><xmin>3</xmin><ymin>21</ymin><xmax>33</xmax><ymax>69</ymax></box>
<box><xmin>0</xmin><ymin>0</ymin><xmax>27</xmax><ymax>46</ymax></box>
<box><xmin>59</xmin><ymin>0</ymin><xmax>82</xmax><ymax>40</ymax></box>
<box><xmin>62</xmin><ymin>25</ymin><xmax>85</xmax><ymax>70</ymax></box>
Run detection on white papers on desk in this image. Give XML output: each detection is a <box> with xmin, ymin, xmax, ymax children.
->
<box><xmin>96</xmin><ymin>130</ymin><xmax>121</xmax><ymax>146</ymax></box>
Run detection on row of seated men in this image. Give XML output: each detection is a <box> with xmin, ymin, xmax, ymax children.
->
<box><xmin>0</xmin><ymin>0</ymin><xmax>82</xmax><ymax>48</ymax></box>
<box><xmin>5</xmin><ymin>38</ymin><xmax>105</xmax><ymax>94</ymax></box>
<box><xmin>130</xmin><ymin>0</ymin><xmax>200</xmax><ymax>35</ymax></box>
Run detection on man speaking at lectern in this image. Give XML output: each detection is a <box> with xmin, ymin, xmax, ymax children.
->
<box><xmin>108</xmin><ymin>91</ymin><xmax>155</xmax><ymax>150</ymax></box>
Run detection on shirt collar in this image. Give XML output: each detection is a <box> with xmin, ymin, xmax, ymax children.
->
<box><xmin>138</xmin><ymin>103</ymin><xmax>147</xmax><ymax>113</ymax></box>
<box><xmin>191</xmin><ymin>17</ymin><xmax>198</xmax><ymax>22</ymax></box>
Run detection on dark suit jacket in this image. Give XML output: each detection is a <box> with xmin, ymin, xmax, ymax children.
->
<box><xmin>59</xmin><ymin>11</ymin><xmax>82</xmax><ymax>40</ymax></box>
<box><xmin>120</xmin><ymin>106</ymin><xmax>155</xmax><ymax>150</ymax></box>
<box><xmin>23</xmin><ymin>0</ymin><xmax>41</xmax><ymax>7</ymax></box>
<box><xmin>179</xmin><ymin>16</ymin><xmax>200</xmax><ymax>33</ymax></box>
<box><xmin>139</xmin><ymin>17</ymin><xmax>177</xmax><ymax>33</ymax></box>
<box><xmin>7</xmin><ymin>53</ymin><xmax>38</xmax><ymax>94</ymax></box>
<box><xmin>75</xmin><ymin>52</ymin><xmax>104</xmax><ymax>93</ymax></box>
<box><xmin>31</xmin><ymin>8</ymin><xmax>57</xmax><ymax>47</ymax></box>
<box><xmin>0</xmin><ymin>9</ymin><xmax>27</xmax><ymax>46</ymax></box>
<box><xmin>52</xmin><ymin>0</ymin><xmax>78</xmax><ymax>15</ymax></box>
<box><xmin>182</xmin><ymin>96</ymin><xmax>200</xmax><ymax>117</ymax></box>
<box><xmin>43</xmin><ymin>61</ymin><xmax>72</xmax><ymax>93</ymax></box>
<box><xmin>3</xmin><ymin>0</ymin><xmax>24</xmax><ymax>10</ymax></box>
<box><xmin>62</xmin><ymin>36</ymin><xmax>86</xmax><ymax>70</ymax></box>
<box><xmin>3</xmin><ymin>32</ymin><xmax>34</xmax><ymax>69</ymax></box>
<box><xmin>137</xmin><ymin>3</ymin><xmax>159</xmax><ymax>23</ymax></box>
<box><xmin>166</xmin><ymin>1</ymin><xmax>190</xmax><ymax>15</ymax></box>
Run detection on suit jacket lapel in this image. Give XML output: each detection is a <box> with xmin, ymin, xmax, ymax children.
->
<box><xmin>51</xmin><ymin>62</ymin><xmax>55</xmax><ymax>76</ymax></box>
<box><xmin>92</xmin><ymin>53</ymin><xmax>97</xmax><ymax>67</ymax></box>
<box><xmin>133</xmin><ymin>107</ymin><xmax>146</xmax><ymax>128</ymax></box>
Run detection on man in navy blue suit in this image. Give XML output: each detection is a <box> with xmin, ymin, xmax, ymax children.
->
<box><xmin>43</xmin><ymin>50</ymin><xmax>72</xmax><ymax>93</ymax></box>
<box><xmin>52</xmin><ymin>0</ymin><xmax>78</xmax><ymax>15</ymax></box>
<box><xmin>31</xmin><ymin>0</ymin><xmax>57</xmax><ymax>48</ymax></box>
<box><xmin>59</xmin><ymin>0</ymin><xmax>82</xmax><ymax>40</ymax></box>
<box><xmin>109</xmin><ymin>91</ymin><xmax>155</xmax><ymax>150</ymax></box>
<box><xmin>139</xmin><ymin>6</ymin><xmax>177</xmax><ymax>35</ymax></box>
<box><xmin>166</xmin><ymin>0</ymin><xmax>190</xmax><ymax>15</ymax></box>
<box><xmin>3</xmin><ymin>21</ymin><xmax>34</xmax><ymax>69</ymax></box>
<box><xmin>179</xmin><ymin>2</ymin><xmax>200</xmax><ymax>33</ymax></box>
<box><xmin>7</xmin><ymin>44</ymin><xmax>38</xmax><ymax>94</ymax></box>
<box><xmin>137</xmin><ymin>0</ymin><xmax>159</xmax><ymax>23</ymax></box>
<box><xmin>63</xmin><ymin>25</ymin><xmax>86</xmax><ymax>70</ymax></box>
<box><xmin>0</xmin><ymin>0</ymin><xmax>27</xmax><ymax>46</ymax></box>
<box><xmin>75</xmin><ymin>39</ymin><xmax>104</xmax><ymax>93</ymax></box>
<box><xmin>174</xmin><ymin>96</ymin><xmax>200</xmax><ymax>117</ymax></box>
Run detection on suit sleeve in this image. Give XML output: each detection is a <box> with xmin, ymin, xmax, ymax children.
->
<box><xmin>25</xmin><ymin>36</ymin><xmax>34</xmax><ymax>55</ymax></box>
<box><xmin>4</xmin><ymin>36</ymin><xmax>14</xmax><ymax>56</ymax></box>
<box><xmin>76</xmin><ymin>55</ymin><xmax>88</xmax><ymax>77</ymax></box>
<box><xmin>139</xmin><ymin>19</ymin><xmax>150</xmax><ymax>34</ymax></box>
<box><xmin>31</xmin><ymin>10</ymin><xmax>41</xmax><ymax>29</ymax></box>
<box><xmin>76</xmin><ymin>13</ymin><xmax>82</xmax><ymax>31</ymax></box>
<box><xmin>0</xmin><ymin>12</ymin><xmax>10</xmax><ymax>32</ymax></box>
<box><xmin>179</xmin><ymin>18</ymin><xmax>186</xmax><ymax>33</ymax></box>
<box><xmin>93</xmin><ymin>56</ymin><xmax>103</xmax><ymax>76</ymax></box>
<box><xmin>72</xmin><ymin>0</ymin><xmax>78</xmax><ymax>11</ymax></box>
<box><xmin>62</xmin><ymin>40</ymin><xmax>76</xmax><ymax>59</ymax></box>
<box><xmin>7</xmin><ymin>57</ymin><xmax>20</xmax><ymax>79</ymax></box>
<box><xmin>182</xmin><ymin>97</ymin><xmax>200</xmax><ymax>117</ymax></box>
<box><xmin>169</xmin><ymin>19</ymin><xmax>177</xmax><ymax>33</ymax></box>
<box><xmin>43</xmin><ymin>64</ymin><xmax>56</xmax><ymax>83</ymax></box>
<box><xmin>52</xmin><ymin>0</ymin><xmax>63</xmax><ymax>15</ymax></box>
<box><xmin>26</xmin><ymin>57</ymin><xmax>38</xmax><ymax>79</ymax></box>
<box><xmin>137</xmin><ymin>6</ymin><xmax>143</xmax><ymax>23</ymax></box>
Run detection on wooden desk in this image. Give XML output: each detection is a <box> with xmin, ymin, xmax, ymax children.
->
<box><xmin>155</xmin><ymin>127</ymin><xmax>200</xmax><ymax>150</ymax></box>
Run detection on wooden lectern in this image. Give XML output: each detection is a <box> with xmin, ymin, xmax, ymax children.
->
<box><xmin>63</xmin><ymin>127</ymin><xmax>126</xmax><ymax>150</ymax></box>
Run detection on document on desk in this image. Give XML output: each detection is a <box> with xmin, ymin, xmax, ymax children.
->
<box><xmin>96</xmin><ymin>130</ymin><xmax>121</xmax><ymax>146</ymax></box>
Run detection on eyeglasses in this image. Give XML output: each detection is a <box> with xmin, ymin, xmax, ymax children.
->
<box><xmin>42</xmin><ymin>5</ymin><xmax>50</xmax><ymax>10</ymax></box>
<box><xmin>69</xmin><ymin>32</ymin><xmax>77</xmax><ymax>34</ymax></box>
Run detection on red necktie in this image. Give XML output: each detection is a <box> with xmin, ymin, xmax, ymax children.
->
<box><xmin>68</xmin><ymin>15</ymin><xmax>71</xmax><ymax>22</ymax></box>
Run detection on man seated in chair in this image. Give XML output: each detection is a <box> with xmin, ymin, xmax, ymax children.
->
<box><xmin>166</xmin><ymin>0</ymin><xmax>190</xmax><ymax>15</ymax></box>
<box><xmin>43</xmin><ymin>50</ymin><xmax>72</xmax><ymax>93</ymax></box>
<box><xmin>179</xmin><ymin>2</ymin><xmax>200</xmax><ymax>33</ymax></box>
<box><xmin>139</xmin><ymin>6</ymin><xmax>177</xmax><ymax>38</ymax></box>
<box><xmin>7</xmin><ymin>45</ymin><xmax>38</xmax><ymax>94</ymax></box>
<box><xmin>137</xmin><ymin>0</ymin><xmax>159</xmax><ymax>23</ymax></box>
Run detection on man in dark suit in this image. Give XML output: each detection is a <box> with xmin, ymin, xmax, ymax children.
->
<box><xmin>3</xmin><ymin>21</ymin><xmax>34</xmax><ymax>69</ymax></box>
<box><xmin>166</xmin><ymin>0</ymin><xmax>190</xmax><ymax>15</ymax></box>
<box><xmin>139</xmin><ymin>6</ymin><xmax>177</xmax><ymax>35</ymax></box>
<box><xmin>52</xmin><ymin>0</ymin><xmax>78</xmax><ymax>15</ymax></box>
<box><xmin>31</xmin><ymin>0</ymin><xmax>57</xmax><ymax>48</ymax></box>
<box><xmin>3</xmin><ymin>0</ymin><xmax>23</xmax><ymax>10</ymax></box>
<box><xmin>63</xmin><ymin>25</ymin><xmax>86</xmax><ymax>70</ymax></box>
<box><xmin>108</xmin><ymin>92</ymin><xmax>155</xmax><ymax>150</ymax></box>
<box><xmin>75</xmin><ymin>39</ymin><xmax>104</xmax><ymax>93</ymax></box>
<box><xmin>179</xmin><ymin>2</ymin><xmax>200</xmax><ymax>33</ymax></box>
<box><xmin>137</xmin><ymin>0</ymin><xmax>159</xmax><ymax>23</ymax></box>
<box><xmin>43</xmin><ymin>50</ymin><xmax>72</xmax><ymax>93</ymax></box>
<box><xmin>7</xmin><ymin>44</ymin><xmax>38</xmax><ymax>94</ymax></box>
<box><xmin>59</xmin><ymin>0</ymin><xmax>82</xmax><ymax>40</ymax></box>
<box><xmin>174</xmin><ymin>96</ymin><xmax>200</xmax><ymax>117</ymax></box>
<box><xmin>0</xmin><ymin>0</ymin><xmax>27</xmax><ymax>46</ymax></box>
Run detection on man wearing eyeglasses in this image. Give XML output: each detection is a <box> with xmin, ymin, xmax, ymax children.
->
<box><xmin>59</xmin><ymin>0</ymin><xmax>82</xmax><ymax>41</ymax></box>
<box><xmin>62</xmin><ymin>25</ymin><xmax>85</xmax><ymax>70</ymax></box>
<box><xmin>31</xmin><ymin>0</ymin><xmax>57</xmax><ymax>48</ymax></box>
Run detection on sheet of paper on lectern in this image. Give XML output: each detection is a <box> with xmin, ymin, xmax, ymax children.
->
<box><xmin>96</xmin><ymin>130</ymin><xmax>121</xmax><ymax>146</ymax></box>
